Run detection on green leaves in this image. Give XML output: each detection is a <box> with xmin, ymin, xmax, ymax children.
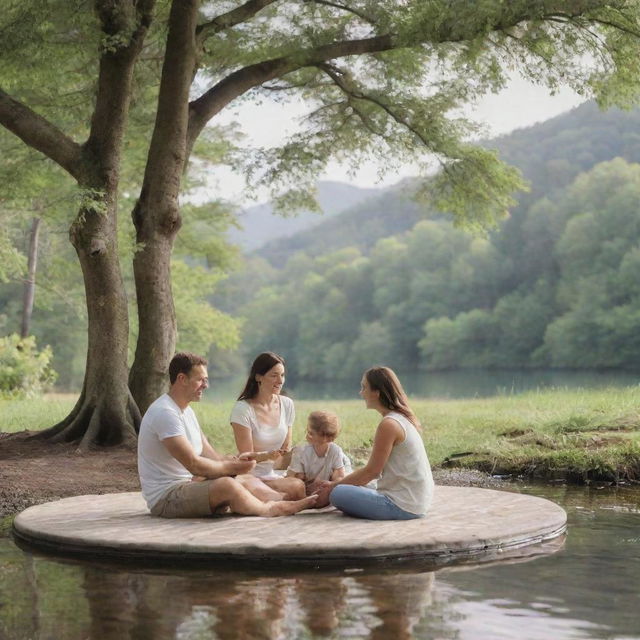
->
<box><xmin>429</xmin><ymin>147</ymin><xmax>527</xmax><ymax>230</ymax></box>
<box><xmin>0</xmin><ymin>334</ymin><xmax>57</xmax><ymax>397</ymax></box>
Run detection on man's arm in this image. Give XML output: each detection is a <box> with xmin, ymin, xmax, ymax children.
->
<box><xmin>162</xmin><ymin>435</ymin><xmax>255</xmax><ymax>478</ymax></box>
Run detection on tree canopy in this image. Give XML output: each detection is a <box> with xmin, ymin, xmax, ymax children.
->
<box><xmin>3</xmin><ymin>1</ymin><xmax>640</xmax><ymax>446</ymax></box>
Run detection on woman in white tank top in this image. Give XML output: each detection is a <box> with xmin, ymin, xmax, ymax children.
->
<box><xmin>321</xmin><ymin>366</ymin><xmax>435</xmax><ymax>520</ymax></box>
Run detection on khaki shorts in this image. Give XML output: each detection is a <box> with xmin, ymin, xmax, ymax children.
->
<box><xmin>150</xmin><ymin>480</ymin><xmax>212</xmax><ymax>518</ymax></box>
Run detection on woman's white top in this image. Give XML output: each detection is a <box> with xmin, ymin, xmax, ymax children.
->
<box><xmin>376</xmin><ymin>411</ymin><xmax>435</xmax><ymax>516</ymax></box>
<box><xmin>230</xmin><ymin>395</ymin><xmax>295</xmax><ymax>479</ymax></box>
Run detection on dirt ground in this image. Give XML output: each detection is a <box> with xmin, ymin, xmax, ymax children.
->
<box><xmin>0</xmin><ymin>431</ymin><xmax>504</xmax><ymax>521</ymax></box>
<box><xmin>0</xmin><ymin>431</ymin><xmax>139</xmax><ymax>519</ymax></box>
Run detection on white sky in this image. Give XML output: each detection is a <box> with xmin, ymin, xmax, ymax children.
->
<box><xmin>203</xmin><ymin>75</ymin><xmax>586</xmax><ymax>205</ymax></box>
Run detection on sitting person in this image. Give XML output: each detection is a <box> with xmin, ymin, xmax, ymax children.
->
<box><xmin>137</xmin><ymin>352</ymin><xmax>316</xmax><ymax>518</ymax></box>
<box><xmin>230</xmin><ymin>352</ymin><xmax>306</xmax><ymax>500</ymax></box>
<box><xmin>316</xmin><ymin>366</ymin><xmax>434</xmax><ymax>520</ymax></box>
<box><xmin>286</xmin><ymin>410</ymin><xmax>352</xmax><ymax>500</ymax></box>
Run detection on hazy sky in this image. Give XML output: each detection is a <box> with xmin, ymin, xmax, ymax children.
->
<box><xmin>204</xmin><ymin>76</ymin><xmax>586</xmax><ymax>205</ymax></box>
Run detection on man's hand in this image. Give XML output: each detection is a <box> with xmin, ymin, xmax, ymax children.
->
<box><xmin>223</xmin><ymin>458</ymin><xmax>256</xmax><ymax>476</ymax></box>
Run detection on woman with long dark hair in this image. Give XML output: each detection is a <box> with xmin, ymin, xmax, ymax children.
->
<box><xmin>230</xmin><ymin>352</ymin><xmax>305</xmax><ymax>500</ymax></box>
<box><xmin>319</xmin><ymin>366</ymin><xmax>434</xmax><ymax>520</ymax></box>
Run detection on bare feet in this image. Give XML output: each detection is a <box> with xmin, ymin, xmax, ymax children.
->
<box><xmin>263</xmin><ymin>494</ymin><xmax>318</xmax><ymax>517</ymax></box>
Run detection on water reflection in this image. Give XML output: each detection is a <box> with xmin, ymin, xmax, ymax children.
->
<box><xmin>1</xmin><ymin>484</ymin><xmax>639</xmax><ymax>640</ymax></box>
<box><xmin>77</xmin><ymin>568</ymin><xmax>436</xmax><ymax>640</ymax></box>
<box><xmin>294</xmin><ymin>575</ymin><xmax>347</xmax><ymax>637</ymax></box>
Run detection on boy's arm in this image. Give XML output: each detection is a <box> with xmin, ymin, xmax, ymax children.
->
<box><xmin>330</xmin><ymin>467</ymin><xmax>346</xmax><ymax>481</ymax></box>
<box><xmin>285</xmin><ymin>446</ymin><xmax>305</xmax><ymax>480</ymax></box>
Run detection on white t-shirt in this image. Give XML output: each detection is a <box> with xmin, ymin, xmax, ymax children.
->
<box><xmin>137</xmin><ymin>394</ymin><xmax>203</xmax><ymax>509</ymax></box>
<box><xmin>230</xmin><ymin>395</ymin><xmax>295</xmax><ymax>479</ymax></box>
<box><xmin>376</xmin><ymin>411</ymin><xmax>435</xmax><ymax>516</ymax></box>
<box><xmin>288</xmin><ymin>442</ymin><xmax>352</xmax><ymax>483</ymax></box>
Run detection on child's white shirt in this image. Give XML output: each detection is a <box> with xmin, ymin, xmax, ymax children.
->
<box><xmin>288</xmin><ymin>442</ymin><xmax>352</xmax><ymax>482</ymax></box>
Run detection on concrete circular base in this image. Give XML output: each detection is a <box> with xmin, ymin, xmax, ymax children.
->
<box><xmin>13</xmin><ymin>486</ymin><xmax>566</xmax><ymax>568</ymax></box>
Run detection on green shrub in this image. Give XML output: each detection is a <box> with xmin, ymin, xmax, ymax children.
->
<box><xmin>0</xmin><ymin>334</ymin><xmax>57</xmax><ymax>397</ymax></box>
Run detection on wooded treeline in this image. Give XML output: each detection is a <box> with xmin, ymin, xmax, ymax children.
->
<box><xmin>215</xmin><ymin>102</ymin><xmax>640</xmax><ymax>381</ymax></box>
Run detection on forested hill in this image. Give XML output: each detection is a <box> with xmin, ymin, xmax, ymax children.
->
<box><xmin>223</xmin><ymin>101</ymin><xmax>640</xmax><ymax>380</ymax></box>
<box><xmin>493</xmin><ymin>101</ymin><xmax>640</xmax><ymax>201</ymax></box>
<box><xmin>256</xmin><ymin>183</ymin><xmax>425</xmax><ymax>264</ymax></box>
<box><xmin>255</xmin><ymin>101</ymin><xmax>640</xmax><ymax>266</ymax></box>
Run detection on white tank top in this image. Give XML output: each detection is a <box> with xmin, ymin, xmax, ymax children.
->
<box><xmin>376</xmin><ymin>411</ymin><xmax>435</xmax><ymax>515</ymax></box>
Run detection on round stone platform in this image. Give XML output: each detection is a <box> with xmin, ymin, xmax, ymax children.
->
<box><xmin>12</xmin><ymin>486</ymin><xmax>566</xmax><ymax>568</ymax></box>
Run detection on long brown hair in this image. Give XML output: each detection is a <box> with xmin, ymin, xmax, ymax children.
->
<box><xmin>237</xmin><ymin>352</ymin><xmax>285</xmax><ymax>401</ymax></box>
<box><xmin>365</xmin><ymin>366</ymin><xmax>421</xmax><ymax>429</ymax></box>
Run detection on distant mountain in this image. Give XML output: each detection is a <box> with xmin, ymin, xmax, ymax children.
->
<box><xmin>226</xmin><ymin>181</ymin><xmax>382</xmax><ymax>251</ymax></box>
<box><xmin>256</xmin><ymin>180</ymin><xmax>427</xmax><ymax>265</ymax></box>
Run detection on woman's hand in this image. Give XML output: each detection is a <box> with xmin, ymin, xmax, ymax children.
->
<box><xmin>313</xmin><ymin>480</ymin><xmax>335</xmax><ymax>506</ymax></box>
<box><xmin>238</xmin><ymin>450</ymin><xmax>281</xmax><ymax>463</ymax></box>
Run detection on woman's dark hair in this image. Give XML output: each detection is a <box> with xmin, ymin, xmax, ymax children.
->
<box><xmin>238</xmin><ymin>352</ymin><xmax>285</xmax><ymax>400</ymax></box>
<box><xmin>364</xmin><ymin>366</ymin><xmax>421</xmax><ymax>428</ymax></box>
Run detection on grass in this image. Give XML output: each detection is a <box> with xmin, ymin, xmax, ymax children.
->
<box><xmin>3</xmin><ymin>387</ymin><xmax>640</xmax><ymax>483</ymax></box>
<box><xmin>0</xmin><ymin>393</ymin><xmax>77</xmax><ymax>433</ymax></box>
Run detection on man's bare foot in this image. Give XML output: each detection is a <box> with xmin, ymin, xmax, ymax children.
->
<box><xmin>263</xmin><ymin>494</ymin><xmax>318</xmax><ymax>517</ymax></box>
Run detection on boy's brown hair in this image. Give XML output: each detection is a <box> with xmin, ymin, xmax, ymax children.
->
<box><xmin>307</xmin><ymin>410</ymin><xmax>340</xmax><ymax>440</ymax></box>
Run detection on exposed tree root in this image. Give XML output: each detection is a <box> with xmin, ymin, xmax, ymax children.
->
<box><xmin>32</xmin><ymin>388</ymin><xmax>140</xmax><ymax>452</ymax></box>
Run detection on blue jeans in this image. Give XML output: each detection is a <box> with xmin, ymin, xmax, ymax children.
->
<box><xmin>330</xmin><ymin>485</ymin><xmax>423</xmax><ymax>520</ymax></box>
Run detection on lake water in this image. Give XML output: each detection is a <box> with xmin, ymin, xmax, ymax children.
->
<box><xmin>2</xmin><ymin>483</ymin><xmax>639</xmax><ymax>639</ymax></box>
<box><xmin>207</xmin><ymin>369</ymin><xmax>640</xmax><ymax>401</ymax></box>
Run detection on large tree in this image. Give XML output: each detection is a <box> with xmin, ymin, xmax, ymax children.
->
<box><xmin>2</xmin><ymin>0</ymin><xmax>640</xmax><ymax>448</ymax></box>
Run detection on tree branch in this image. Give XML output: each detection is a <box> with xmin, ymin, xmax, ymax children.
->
<box><xmin>304</xmin><ymin>0</ymin><xmax>377</xmax><ymax>25</ymax></box>
<box><xmin>87</xmin><ymin>0</ymin><xmax>155</xmax><ymax>180</ymax></box>
<box><xmin>135</xmin><ymin>0</ymin><xmax>199</xmax><ymax>224</ymax></box>
<box><xmin>196</xmin><ymin>0</ymin><xmax>279</xmax><ymax>44</ymax></box>
<box><xmin>187</xmin><ymin>1</ymin><xmax>640</xmax><ymax>156</ymax></box>
<box><xmin>0</xmin><ymin>88</ymin><xmax>83</xmax><ymax>179</ymax></box>
<box><xmin>318</xmin><ymin>63</ymin><xmax>415</xmax><ymax>142</ymax></box>
<box><xmin>187</xmin><ymin>34</ymin><xmax>394</xmax><ymax>148</ymax></box>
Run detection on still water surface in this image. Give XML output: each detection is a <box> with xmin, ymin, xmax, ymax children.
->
<box><xmin>1</xmin><ymin>484</ymin><xmax>639</xmax><ymax>639</ymax></box>
<box><xmin>207</xmin><ymin>369</ymin><xmax>640</xmax><ymax>401</ymax></box>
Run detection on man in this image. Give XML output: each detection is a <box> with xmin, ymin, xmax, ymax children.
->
<box><xmin>137</xmin><ymin>352</ymin><xmax>316</xmax><ymax>517</ymax></box>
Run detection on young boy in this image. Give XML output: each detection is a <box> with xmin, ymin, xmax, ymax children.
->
<box><xmin>287</xmin><ymin>410</ymin><xmax>352</xmax><ymax>500</ymax></box>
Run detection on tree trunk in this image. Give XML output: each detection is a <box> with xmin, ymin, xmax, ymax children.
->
<box><xmin>129</xmin><ymin>0</ymin><xmax>199</xmax><ymax>414</ymax></box>
<box><xmin>20</xmin><ymin>216</ymin><xmax>41</xmax><ymax>338</ymax></box>
<box><xmin>1</xmin><ymin>1</ymin><xmax>154</xmax><ymax>448</ymax></box>
<box><xmin>35</xmin><ymin>196</ymin><xmax>140</xmax><ymax>451</ymax></box>
<box><xmin>129</xmin><ymin>200</ymin><xmax>178</xmax><ymax>414</ymax></box>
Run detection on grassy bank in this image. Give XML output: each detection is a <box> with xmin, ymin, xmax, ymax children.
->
<box><xmin>3</xmin><ymin>387</ymin><xmax>640</xmax><ymax>483</ymax></box>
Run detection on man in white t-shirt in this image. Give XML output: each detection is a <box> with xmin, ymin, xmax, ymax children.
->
<box><xmin>137</xmin><ymin>352</ymin><xmax>317</xmax><ymax>518</ymax></box>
